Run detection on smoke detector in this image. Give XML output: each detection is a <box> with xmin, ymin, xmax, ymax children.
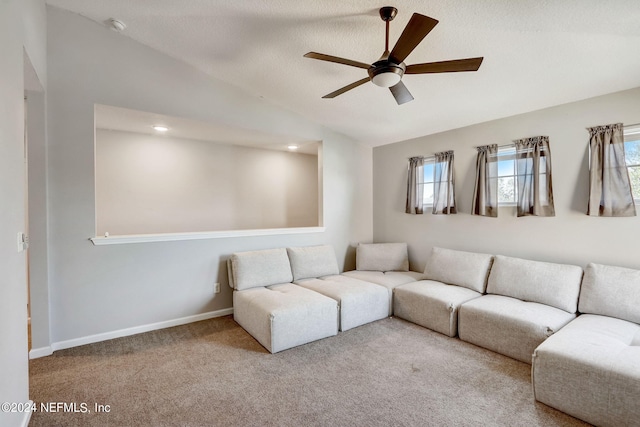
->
<box><xmin>107</xmin><ymin>18</ymin><xmax>126</xmax><ymax>32</ymax></box>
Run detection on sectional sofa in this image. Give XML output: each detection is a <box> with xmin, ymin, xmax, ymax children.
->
<box><xmin>227</xmin><ymin>243</ymin><xmax>640</xmax><ymax>427</ymax></box>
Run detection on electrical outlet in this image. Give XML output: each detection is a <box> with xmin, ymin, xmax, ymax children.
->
<box><xmin>214</xmin><ymin>282</ymin><xmax>221</xmax><ymax>294</ymax></box>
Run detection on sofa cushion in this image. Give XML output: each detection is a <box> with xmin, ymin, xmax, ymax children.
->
<box><xmin>579</xmin><ymin>263</ymin><xmax>640</xmax><ymax>325</ymax></box>
<box><xmin>233</xmin><ymin>283</ymin><xmax>338</xmax><ymax>353</ymax></box>
<box><xmin>423</xmin><ymin>247</ymin><xmax>493</xmax><ymax>293</ymax></box>
<box><xmin>532</xmin><ymin>314</ymin><xmax>640</xmax><ymax>427</ymax></box>
<box><xmin>229</xmin><ymin>248</ymin><xmax>293</xmax><ymax>291</ymax></box>
<box><xmin>394</xmin><ymin>280</ymin><xmax>482</xmax><ymax>337</ymax></box>
<box><xmin>294</xmin><ymin>276</ymin><xmax>389</xmax><ymax>331</ymax></box>
<box><xmin>287</xmin><ymin>245</ymin><xmax>339</xmax><ymax>281</ymax></box>
<box><xmin>356</xmin><ymin>243</ymin><xmax>409</xmax><ymax>272</ymax></box>
<box><xmin>459</xmin><ymin>294</ymin><xmax>577</xmax><ymax>363</ymax></box>
<box><xmin>340</xmin><ymin>270</ymin><xmax>424</xmax><ymax>315</ymax></box>
<box><xmin>486</xmin><ymin>255</ymin><xmax>583</xmax><ymax>313</ymax></box>
<box><xmin>342</xmin><ymin>270</ymin><xmax>423</xmax><ymax>290</ymax></box>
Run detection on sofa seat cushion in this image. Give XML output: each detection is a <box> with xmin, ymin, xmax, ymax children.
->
<box><xmin>294</xmin><ymin>276</ymin><xmax>389</xmax><ymax>331</ymax></box>
<box><xmin>532</xmin><ymin>314</ymin><xmax>640</xmax><ymax>427</ymax></box>
<box><xmin>342</xmin><ymin>270</ymin><xmax>424</xmax><ymax>288</ymax></box>
<box><xmin>394</xmin><ymin>280</ymin><xmax>482</xmax><ymax>337</ymax></box>
<box><xmin>356</xmin><ymin>243</ymin><xmax>409</xmax><ymax>271</ymax></box>
<box><xmin>579</xmin><ymin>263</ymin><xmax>640</xmax><ymax>324</ymax></box>
<box><xmin>423</xmin><ymin>247</ymin><xmax>493</xmax><ymax>293</ymax></box>
<box><xmin>341</xmin><ymin>270</ymin><xmax>424</xmax><ymax>315</ymax></box>
<box><xmin>342</xmin><ymin>270</ymin><xmax>423</xmax><ymax>316</ymax></box>
<box><xmin>458</xmin><ymin>295</ymin><xmax>576</xmax><ymax>363</ymax></box>
<box><xmin>233</xmin><ymin>283</ymin><xmax>338</xmax><ymax>353</ymax></box>
<box><xmin>487</xmin><ymin>255</ymin><xmax>583</xmax><ymax>313</ymax></box>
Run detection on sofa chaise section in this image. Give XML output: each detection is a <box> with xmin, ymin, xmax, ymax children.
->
<box><xmin>228</xmin><ymin>248</ymin><xmax>338</xmax><ymax>353</ymax></box>
<box><xmin>288</xmin><ymin>245</ymin><xmax>389</xmax><ymax>331</ymax></box>
<box><xmin>394</xmin><ymin>247</ymin><xmax>492</xmax><ymax>337</ymax></box>
<box><xmin>342</xmin><ymin>243</ymin><xmax>424</xmax><ymax>315</ymax></box>
<box><xmin>458</xmin><ymin>255</ymin><xmax>582</xmax><ymax>363</ymax></box>
<box><xmin>532</xmin><ymin>263</ymin><xmax>640</xmax><ymax>426</ymax></box>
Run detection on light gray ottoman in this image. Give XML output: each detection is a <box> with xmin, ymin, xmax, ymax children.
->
<box><xmin>229</xmin><ymin>248</ymin><xmax>338</xmax><ymax>353</ymax></box>
<box><xmin>393</xmin><ymin>247</ymin><xmax>492</xmax><ymax>337</ymax></box>
<box><xmin>288</xmin><ymin>245</ymin><xmax>389</xmax><ymax>331</ymax></box>
<box><xmin>458</xmin><ymin>255</ymin><xmax>583</xmax><ymax>363</ymax></box>
<box><xmin>532</xmin><ymin>263</ymin><xmax>640</xmax><ymax>426</ymax></box>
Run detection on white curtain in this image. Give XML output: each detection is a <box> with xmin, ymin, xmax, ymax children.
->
<box><xmin>587</xmin><ymin>123</ymin><xmax>636</xmax><ymax>216</ymax></box>
<box><xmin>405</xmin><ymin>156</ymin><xmax>424</xmax><ymax>214</ymax></box>
<box><xmin>432</xmin><ymin>151</ymin><xmax>456</xmax><ymax>214</ymax></box>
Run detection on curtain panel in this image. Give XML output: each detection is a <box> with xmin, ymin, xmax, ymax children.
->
<box><xmin>433</xmin><ymin>150</ymin><xmax>457</xmax><ymax>214</ymax></box>
<box><xmin>472</xmin><ymin>144</ymin><xmax>498</xmax><ymax>217</ymax></box>
<box><xmin>587</xmin><ymin>123</ymin><xmax>636</xmax><ymax>216</ymax></box>
<box><xmin>405</xmin><ymin>156</ymin><xmax>425</xmax><ymax>214</ymax></box>
<box><xmin>514</xmin><ymin>136</ymin><xmax>555</xmax><ymax>217</ymax></box>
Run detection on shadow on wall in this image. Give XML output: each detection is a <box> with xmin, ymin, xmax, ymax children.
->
<box><xmin>343</xmin><ymin>245</ymin><xmax>357</xmax><ymax>272</ymax></box>
<box><xmin>571</xmin><ymin>144</ymin><xmax>590</xmax><ymax>213</ymax></box>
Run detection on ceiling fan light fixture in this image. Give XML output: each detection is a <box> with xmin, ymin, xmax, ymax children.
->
<box><xmin>372</xmin><ymin>71</ymin><xmax>402</xmax><ymax>88</ymax></box>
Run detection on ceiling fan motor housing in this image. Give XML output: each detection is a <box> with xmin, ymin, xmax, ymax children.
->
<box><xmin>369</xmin><ymin>60</ymin><xmax>405</xmax><ymax>87</ymax></box>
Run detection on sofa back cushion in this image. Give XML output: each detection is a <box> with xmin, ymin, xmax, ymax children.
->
<box><xmin>287</xmin><ymin>245</ymin><xmax>339</xmax><ymax>281</ymax></box>
<box><xmin>229</xmin><ymin>248</ymin><xmax>293</xmax><ymax>291</ymax></box>
<box><xmin>356</xmin><ymin>243</ymin><xmax>409</xmax><ymax>272</ymax></box>
<box><xmin>487</xmin><ymin>255</ymin><xmax>583</xmax><ymax>313</ymax></box>
<box><xmin>579</xmin><ymin>263</ymin><xmax>640</xmax><ymax>324</ymax></box>
<box><xmin>423</xmin><ymin>247</ymin><xmax>493</xmax><ymax>293</ymax></box>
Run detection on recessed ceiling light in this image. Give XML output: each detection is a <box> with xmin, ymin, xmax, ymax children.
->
<box><xmin>153</xmin><ymin>125</ymin><xmax>169</xmax><ymax>132</ymax></box>
<box><xmin>287</xmin><ymin>145</ymin><xmax>299</xmax><ymax>150</ymax></box>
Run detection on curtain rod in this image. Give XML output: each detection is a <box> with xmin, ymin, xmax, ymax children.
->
<box><xmin>408</xmin><ymin>143</ymin><xmax>513</xmax><ymax>159</ymax></box>
<box><xmin>585</xmin><ymin>122</ymin><xmax>640</xmax><ymax>130</ymax></box>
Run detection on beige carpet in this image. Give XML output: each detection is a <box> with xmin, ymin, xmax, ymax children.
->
<box><xmin>29</xmin><ymin>316</ymin><xmax>590</xmax><ymax>426</ymax></box>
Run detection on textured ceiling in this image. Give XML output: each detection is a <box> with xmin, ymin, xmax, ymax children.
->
<box><xmin>47</xmin><ymin>0</ymin><xmax>640</xmax><ymax>146</ymax></box>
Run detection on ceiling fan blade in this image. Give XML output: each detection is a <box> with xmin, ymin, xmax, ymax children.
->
<box><xmin>405</xmin><ymin>57</ymin><xmax>484</xmax><ymax>74</ymax></box>
<box><xmin>322</xmin><ymin>77</ymin><xmax>370</xmax><ymax>99</ymax></box>
<box><xmin>389</xmin><ymin>14</ymin><xmax>439</xmax><ymax>64</ymax></box>
<box><xmin>304</xmin><ymin>52</ymin><xmax>371</xmax><ymax>70</ymax></box>
<box><xmin>389</xmin><ymin>80</ymin><xmax>414</xmax><ymax>105</ymax></box>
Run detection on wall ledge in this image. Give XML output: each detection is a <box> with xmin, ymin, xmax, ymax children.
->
<box><xmin>90</xmin><ymin>226</ymin><xmax>326</xmax><ymax>245</ymax></box>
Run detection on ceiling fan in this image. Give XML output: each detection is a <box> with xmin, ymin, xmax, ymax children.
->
<box><xmin>304</xmin><ymin>6</ymin><xmax>484</xmax><ymax>105</ymax></box>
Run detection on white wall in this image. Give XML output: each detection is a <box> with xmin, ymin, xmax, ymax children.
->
<box><xmin>0</xmin><ymin>0</ymin><xmax>46</xmax><ymax>425</ymax></box>
<box><xmin>43</xmin><ymin>6</ymin><xmax>372</xmax><ymax>348</ymax></box>
<box><xmin>96</xmin><ymin>129</ymin><xmax>319</xmax><ymax>235</ymax></box>
<box><xmin>374</xmin><ymin>87</ymin><xmax>640</xmax><ymax>272</ymax></box>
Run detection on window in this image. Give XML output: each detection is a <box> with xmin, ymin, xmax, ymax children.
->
<box><xmin>624</xmin><ymin>125</ymin><xmax>640</xmax><ymax>201</ymax></box>
<box><xmin>492</xmin><ymin>145</ymin><xmax>549</xmax><ymax>206</ymax></box>
<box><xmin>422</xmin><ymin>157</ymin><xmax>435</xmax><ymax>206</ymax></box>
<box><xmin>496</xmin><ymin>147</ymin><xmax>516</xmax><ymax>204</ymax></box>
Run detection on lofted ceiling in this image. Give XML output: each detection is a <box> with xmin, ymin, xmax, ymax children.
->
<box><xmin>95</xmin><ymin>104</ymin><xmax>319</xmax><ymax>154</ymax></box>
<box><xmin>47</xmin><ymin>0</ymin><xmax>640</xmax><ymax>146</ymax></box>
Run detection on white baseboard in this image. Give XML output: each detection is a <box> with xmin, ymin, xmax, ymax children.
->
<box><xmin>29</xmin><ymin>308</ymin><xmax>233</xmax><ymax>359</ymax></box>
<box><xmin>20</xmin><ymin>402</ymin><xmax>33</xmax><ymax>427</ymax></box>
<box><xmin>29</xmin><ymin>346</ymin><xmax>53</xmax><ymax>359</ymax></box>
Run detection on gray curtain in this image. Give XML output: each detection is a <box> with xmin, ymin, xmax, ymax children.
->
<box><xmin>587</xmin><ymin>123</ymin><xmax>636</xmax><ymax>216</ymax></box>
<box><xmin>433</xmin><ymin>150</ymin><xmax>457</xmax><ymax>214</ymax></box>
<box><xmin>514</xmin><ymin>136</ymin><xmax>555</xmax><ymax>217</ymax></box>
<box><xmin>472</xmin><ymin>144</ymin><xmax>498</xmax><ymax>217</ymax></box>
<box><xmin>405</xmin><ymin>156</ymin><xmax>424</xmax><ymax>214</ymax></box>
